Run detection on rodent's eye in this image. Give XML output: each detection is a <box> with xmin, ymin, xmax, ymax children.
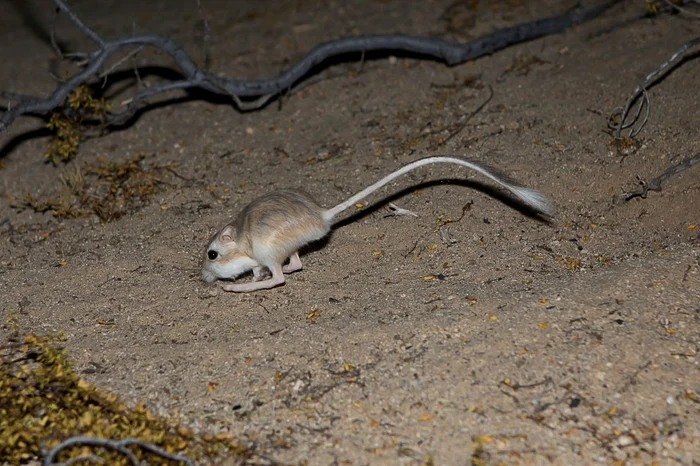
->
<box><xmin>207</xmin><ymin>250</ymin><xmax>218</xmax><ymax>260</ymax></box>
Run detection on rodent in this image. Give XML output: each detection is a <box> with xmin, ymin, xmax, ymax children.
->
<box><xmin>201</xmin><ymin>155</ymin><xmax>554</xmax><ymax>292</ymax></box>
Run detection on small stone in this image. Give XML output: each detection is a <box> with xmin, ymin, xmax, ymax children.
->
<box><xmin>617</xmin><ymin>435</ymin><xmax>634</xmax><ymax>447</ymax></box>
<box><xmin>292</xmin><ymin>379</ymin><xmax>305</xmax><ymax>394</ymax></box>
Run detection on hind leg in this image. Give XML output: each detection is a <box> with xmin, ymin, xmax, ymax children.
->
<box><xmin>252</xmin><ymin>266</ymin><xmax>268</xmax><ymax>281</ymax></box>
<box><xmin>282</xmin><ymin>252</ymin><xmax>302</xmax><ymax>274</ymax></box>
<box><xmin>223</xmin><ymin>263</ymin><xmax>285</xmax><ymax>293</ymax></box>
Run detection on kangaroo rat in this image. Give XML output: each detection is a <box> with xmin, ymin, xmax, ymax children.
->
<box><xmin>201</xmin><ymin>156</ymin><xmax>554</xmax><ymax>292</ymax></box>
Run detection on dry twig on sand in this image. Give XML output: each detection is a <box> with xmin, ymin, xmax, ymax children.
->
<box><xmin>607</xmin><ymin>1</ymin><xmax>700</xmax><ymax>199</ymax></box>
<box><xmin>661</xmin><ymin>0</ymin><xmax>700</xmax><ymax>18</ymax></box>
<box><xmin>43</xmin><ymin>436</ymin><xmax>195</xmax><ymax>466</ymax></box>
<box><xmin>1</xmin><ymin>0</ymin><xmax>619</xmax><ymax>133</ymax></box>
<box><xmin>608</xmin><ymin>35</ymin><xmax>700</xmax><ymax>144</ymax></box>
<box><xmin>622</xmin><ymin>152</ymin><xmax>700</xmax><ymax>200</ymax></box>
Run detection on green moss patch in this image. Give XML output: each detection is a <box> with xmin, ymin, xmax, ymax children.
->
<box><xmin>0</xmin><ymin>331</ymin><xmax>262</xmax><ymax>465</ymax></box>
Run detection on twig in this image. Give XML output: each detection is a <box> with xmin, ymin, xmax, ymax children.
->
<box><xmin>502</xmin><ymin>376</ymin><xmax>553</xmax><ymax>391</ymax></box>
<box><xmin>49</xmin><ymin>6</ymin><xmax>63</xmax><ymax>59</ymax></box>
<box><xmin>608</xmin><ymin>35</ymin><xmax>700</xmax><ymax>141</ymax></box>
<box><xmin>384</xmin><ymin>202</ymin><xmax>419</xmax><ymax>218</ymax></box>
<box><xmin>404</xmin><ymin>239</ymin><xmax>420</xmax><ymax>258</ymax></box>
<box><xmin>622</xmin><ymin>151</ymin><xmax>700</xmax><ymax>200</ymax></box>
<box><xmin>618</xmin><ymin>360</ymin><xmax>652</xmax><ymax>393</ymax></box>
<box><xmin>662</xmin><ymin>0</ymin><xmax>700</xmax><ymax>18</ymax></box>
<box><xmin>56</xmin><ymin>0</ymin><xmax>104</xmax><ymax>47</ymax></box>
<box><xmin>43</xmin><ymin>436</ymin><xmax>195</xmax><ymax>466</ymax></box>
<box><xmin>163</xmin><ymin>166</ymin><xmax>193</xmax><ymax>182</ymax></box>
<box><xmin>99</xmin><ymin>46</ymin><xmax>144</xmax><ymax>80</ymax></box>
<box><xmin>431</xmin><ymin>84</ymin><xmax>494</xmax><ymax>149</ymax></box>
<box><xmin>131</xmin><ymin>22</ymin><xmax>144</xmax><ymax>89</ymax></box>
<box><xmin>588</xmin><ymin>0</ymin><xmax>696</xmax><ymax>40</ymax></box>
<box><xmin>2</xmin><ymin>0</ymin><xmax>620</xmax><ymax>132</ymax></box>
<box><xmin>196</xmin><ymin>0</ymin><xmax>211</xmax><ymax>69</ymax></box>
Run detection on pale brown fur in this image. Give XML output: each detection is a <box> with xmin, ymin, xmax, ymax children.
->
<box><xmin>234</xmin><ymin>190</ymin><xmax>329</xmax><ymax>256</ymax></box>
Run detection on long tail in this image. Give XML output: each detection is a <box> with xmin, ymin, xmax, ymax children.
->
<box><xmin>324</xmin><ymin>156</ymin><xmax>555</xmax><ymax>222</ymax></box>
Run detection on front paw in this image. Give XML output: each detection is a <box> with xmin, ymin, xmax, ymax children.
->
<box><xmin>222</xmin><ymin>283</ymin><xmax>242</xmax><ymax>292</ymax></box>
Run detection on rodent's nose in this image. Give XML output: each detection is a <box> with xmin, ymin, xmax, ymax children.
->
<box><xmin>200</xmin><ymin>269</ymin><xmax>217</xmax><ymax>283</ymax></box>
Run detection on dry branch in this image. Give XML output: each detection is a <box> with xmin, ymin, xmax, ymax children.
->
<box><xmin>1</xmin><ymin>0</ymin><xmax>620</xmax><ymax>133</ymax></box>
<box><xmin>608</xmin><ymin>35</ymin><xmax>700</xmax><ymax>141</ymax></box>
<box><xmin>622</xmin><ymin>151</ymin><xmax>700</xmax><ymax>200</ymax></box>
<box><xmin>43</xmin><ymin>436</ymin><xmax>195</xmax><ymax>466</ymax></box>
<box><xmin>662</xmin><ymin>0</ymin><xmax>700</xmax><ymax>18</ymax></box>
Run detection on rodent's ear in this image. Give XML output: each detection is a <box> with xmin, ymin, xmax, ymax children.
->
<box><xmin>220</xmin><ymin>225</ymin><xmax>236</xmax><ymax>243</ymax></box>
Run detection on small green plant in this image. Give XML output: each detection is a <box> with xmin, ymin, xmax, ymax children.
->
<box><xmin>0</xmin><ymin>331</ymin><xmax>255</xmax><ymax>465</ymax></box>
<box><xmin>44</xmin><ymin>85</ymin><xmax>111</xmax><ymax>164</ymax></box>
<box><xmin>19</xmin><ymin>153</ymin><xmax>174</xmax><ymax>223</ymax></box>
<box><xmin>645</xmin><ymin>0</ymin><xmax>660</xmax><ymax>14</ymax></box>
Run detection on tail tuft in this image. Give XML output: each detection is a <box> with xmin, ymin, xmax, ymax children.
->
<box><xmin>510</xmin><ymin>186</ymin><xmax>556</xmax><ymax>217</ymax></box>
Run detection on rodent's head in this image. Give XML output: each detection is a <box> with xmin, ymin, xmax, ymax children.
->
<box><xmin>201</xmin><ymin>225</ymin><xmax>257</xmax><ymax>283</ymax></box>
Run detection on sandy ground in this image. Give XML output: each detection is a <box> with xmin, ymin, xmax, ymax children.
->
<box><xmin>1</xmin><ymin>0</ymin><xmax>699</xmax><ymax>464</ymax></box>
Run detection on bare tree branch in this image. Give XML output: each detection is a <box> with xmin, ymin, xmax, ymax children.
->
<box><xmin>662</xmin><ymin>0</ymin><xmax>700</xmax><ymax>18</ymax></box>
<box><xmin>54</xmin><ymin>0</ymin><xmax>105</xmax><ymax>47</ymax></box>
<box><xmin>2</xmin><ymin>0</ymin><xmax>620</xmax><ymax>133</ymax></box>
<box><xmin>608</xmin><ymin>35</ymin><xmax>700</xmax><ymax>141</ymax></box>
<box><xmin>43</xmin><ymin>436</ymin><xmax>195</xmax><ymax>466</ymax></box>
<box><xmin>196</xmin><ymin>0</ymin><xmax>211</xmax><ymax>69</ymax></box>
<box><xmin>622</xmin><ymin>151</ymin><xmax>700</xmax><ymax>200</ymax></box>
